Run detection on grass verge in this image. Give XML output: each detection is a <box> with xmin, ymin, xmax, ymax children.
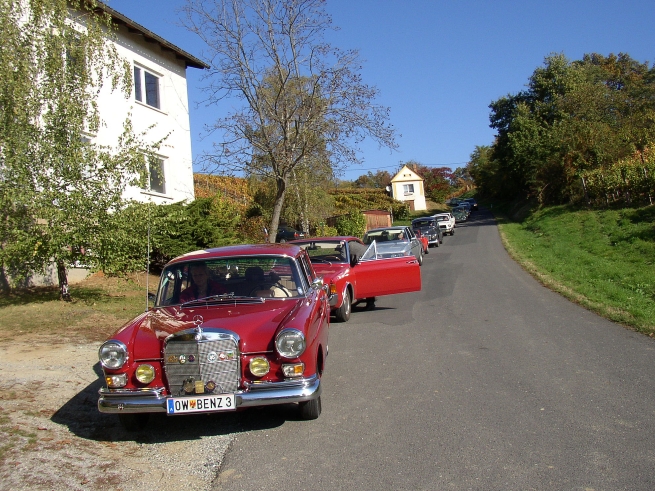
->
<box><xmin>495</xmin><ymin>203</ymin><xmax>655</xmax><ymax>336</ymax></box>
<box><xmin>0</xmin><ymin>272</ymin><xmax>159</xmax><ymax>342</ymax></box>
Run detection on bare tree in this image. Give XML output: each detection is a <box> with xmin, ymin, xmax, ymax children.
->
<box><xmin>180</xmin><ymin>0</ymin><xmax>398</xmax><ymax>241</ymax></box>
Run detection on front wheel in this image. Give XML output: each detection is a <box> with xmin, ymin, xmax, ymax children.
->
<box><xmin>299</xmin><ymin>396</ymin><xmax>322</xmax><ymax>420</ymax></box>
<box><xmin>417</xmin><ymin>251</ymin><xmax>423</xmax><ymax>266</ymax></box>
<box><xmin>334</xmin><ymin>290</ymin><xmax>351</xmax><ymax>322</ymax></box>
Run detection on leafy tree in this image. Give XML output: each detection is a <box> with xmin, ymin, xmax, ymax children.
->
<box><xmin>354</xmin><ymin>170</ymin><xmax>392</xmax><ymax>189</ymax></box>
<box><xmin>486</xmin><ymin>52</ymin><xmax>655</xmax><ymax>205</ymax></box>
<box><xmin>180</xmin><ymin>0</ymin><xmax>397</xmax><ymax>242</ymax></box>
<box><xmin>0</xmin><ymin>0</ymin><xmax>158</xmax><ymax>297</ymax></box>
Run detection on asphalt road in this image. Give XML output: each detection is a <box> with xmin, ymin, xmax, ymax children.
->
<box><xmin>213</xmin><ymin>208</ymin><xmax>655</xmax><ymax>490</ymax></box>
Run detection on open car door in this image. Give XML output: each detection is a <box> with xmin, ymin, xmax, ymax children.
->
<box><xmin>353</xmin><ymin>242</ymin><xmax>422</xmax><ymax>298</ymax></box>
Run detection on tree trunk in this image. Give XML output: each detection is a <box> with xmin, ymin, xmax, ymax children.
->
<box><xmin>0</xmin><ymin>266</ymin><xmax>10</xmax><ymax>294</ymax></box>
<box><xmin>57</xmin><ymin>260</ymin><xmax>71</xmax><ymax>301</ymax></box>
<box><xmin>268</xmin><ymin>176</ymin><xmax>288</xmax><ymax>243</ymax></box>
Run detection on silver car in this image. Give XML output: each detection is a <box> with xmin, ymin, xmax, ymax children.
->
<box><xmin>362</xmin><ymin>226</ymin><xmax>424</xmax><ymax>266</ymax></box>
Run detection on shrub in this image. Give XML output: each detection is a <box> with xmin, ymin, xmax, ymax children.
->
<box><xmin>335</xmin><ymin>211</ymin><xmax>367</xmax><ymax>237</ymax></box>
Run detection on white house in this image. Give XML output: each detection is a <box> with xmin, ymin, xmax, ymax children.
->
<box><xmin>90</xmin><ymin>3</ymin><xmax>208</xmax><ymax>205</ymax></box>
<box><xmin>390</xmin><ymin>165</ymin><xmax>427</xmax><ymax>211</ymax></box>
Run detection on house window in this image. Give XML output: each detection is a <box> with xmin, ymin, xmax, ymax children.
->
<box><xmin>403</xmin><ymin>184</ymin><xmax>415</xmax><ymax>195</ymax></box>
<box><xmin>146</xmin><ymin>157</ymin><xmax>166</xmax><ymax>194</ymax></box>
<box><xmin>134</xmin><ymin>66</ymin><xmax>161</xmax><ymax>109</ymax></box>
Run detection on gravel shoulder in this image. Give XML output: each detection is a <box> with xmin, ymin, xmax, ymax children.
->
<box><xmin>0</xmin><ymin>336</ymin><xmax>238</xmax><ymax>491</ymax></box>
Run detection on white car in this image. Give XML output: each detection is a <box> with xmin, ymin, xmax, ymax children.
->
<box><xmin>433</xmin><ymin>212</ymin><xmax>455</xmax><ymax>236</ymax></box>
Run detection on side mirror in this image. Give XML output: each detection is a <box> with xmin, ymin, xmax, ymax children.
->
<box><xmin>311</xmin><ymin>277</ymin><xmax>324</xmax><ymax>290</ymax></box>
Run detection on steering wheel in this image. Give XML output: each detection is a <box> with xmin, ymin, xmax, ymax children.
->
<box><xmin>248</xmin><ymin>282</ymin><xmax>291</xmax><ymax>297</ymax></box>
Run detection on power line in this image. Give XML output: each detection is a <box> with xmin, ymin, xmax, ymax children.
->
<box><xmin>345</xmin><ymin>161</ymin><xmax>469</xmax><ymax>172</ymax></box>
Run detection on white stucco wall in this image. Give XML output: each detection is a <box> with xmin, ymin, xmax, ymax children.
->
<box><xmin>92</xmin><ymin>23</ymin><xmax>196</xmax><ymax>205</ymax></box>
<box><xmin>391</xmin><ymin>166</ymin><xmax>427</xmax><ymax>211</ymax></box>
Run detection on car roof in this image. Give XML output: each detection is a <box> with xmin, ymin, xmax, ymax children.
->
<box><xmin>365</xmin><ymin>226</ymin><xmax>408</xmax><ymax>233</ymax></box>
<box><xmin>167</xmin><ymin>243</ymin><xmax>302</xmax><ymax>265</ymax></box>
<box><xmin>290</xmin><ymin>236</ymin><xmax>361</xmax><ymax>243</ymax></box>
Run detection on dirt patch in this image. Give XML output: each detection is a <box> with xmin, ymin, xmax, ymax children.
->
<box><xmin>0</xmin><ymin>336</ymin><xmax>238</xmax><ymax>491</ymax></box>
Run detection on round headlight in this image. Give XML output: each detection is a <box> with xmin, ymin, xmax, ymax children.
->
<box><xmin>249</xmin><ymin>357</ymin><xmax>270</xmax><ymax>377</ymax></box>
<box><xmin>98</xmin><ymin>340</ymin><xmax>128</xmax><ymax>369</ymax></box>
<box><xmin>275</xmin><ymin>329</ymin><xmax>306</xmax><ymax>359</ymax></box>
<box><xmin>135</xmin><ymin>364</ymin><xmax>155</xmax><ymax>384</ymax></box>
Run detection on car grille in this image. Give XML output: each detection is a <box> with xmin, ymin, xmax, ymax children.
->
<box><xmin>163</xmin><ymin>331</ymin><xmax>240</xmax><ymax>396</ymax></box>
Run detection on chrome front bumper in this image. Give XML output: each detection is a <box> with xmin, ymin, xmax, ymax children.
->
<box><xmin>98</xmin><ymin>375</ymin><xmax>321</xmax><ymax>414</ymax></box>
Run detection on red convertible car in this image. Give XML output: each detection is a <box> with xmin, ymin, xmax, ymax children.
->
<box><xmin>98</xmin><ymin>244</ymin><xmax>330</xmax><ymax>430</ymax></box>
<box><xmin>291</xmin><ymin>237</ymin><xmax>422</xmax><ymax>322</ymax></box>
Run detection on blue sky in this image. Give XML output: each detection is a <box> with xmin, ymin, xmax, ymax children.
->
<box><xmin>108</xmin><ymin>0</ymin><xmax>655</xmax><ymax>181</ymax></box>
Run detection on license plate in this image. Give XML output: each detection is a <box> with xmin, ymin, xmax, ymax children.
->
<box><xmin>166</xmin><ymin>394</ymin><xmax>235</xmax><ymax>414</ymax></box>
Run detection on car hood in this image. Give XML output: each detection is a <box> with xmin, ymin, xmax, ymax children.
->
<box><xmin>121</xmin><ymin>299</ymin><xmax>306</xmax><ymax>359</ymax></box>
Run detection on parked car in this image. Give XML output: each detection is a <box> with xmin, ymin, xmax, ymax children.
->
<box><xmin>276</xmin><ymin>226</ymin><xmax>305</xmax><ymax>243</ymax></box>
<box><xmin>463</xmin><ymin>198</ymin><xmax>478</xmax><ymax>211</ymax></box>
<box><xmin>362</xmin><ymin>226</ymin><xmax>424</xmax><ymax>266</ymax></box>
<box><xmin>415</xmin><ymin>231</ymin><xmax>429</xmax><ymax>254</ymax></box>
<box><xmin>411</xmin><ymin>217</ymin><xmax>442</xmax><ymax>247</ymax></box>
<box><xmin>291</xmin><ymin>237</ymin><xmax>422</xmax><ymax>322</ymax></box>
<box><xmin>97</xmin><ymin>244</ymin><xmax>330</xmax><ymax>430</ymax></box>
<box><xmin>452</xmin><ymin>207</ymin><xmax>469</xmax><ymax>222</ymax></box>
<box><xmin>433</xmin><ymin>213</ymin><xmax>455</xmax><ymax>236</ymax></box>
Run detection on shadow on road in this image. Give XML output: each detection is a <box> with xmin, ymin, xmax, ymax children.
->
<box><xmin>51</xmin><ymin>362</ymin><xmax>289</xmax><ymax>444</ymax></box>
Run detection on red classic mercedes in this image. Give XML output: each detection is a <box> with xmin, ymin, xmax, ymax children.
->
<box><xmin>291</xmin><ymin>237</ymin><xmax>422</xmax><ymax>322</ymax></box>
<box><xmin>98</xmin><ymin>244</ymin><xmax>330</xmax><ymax>430</ymax></box>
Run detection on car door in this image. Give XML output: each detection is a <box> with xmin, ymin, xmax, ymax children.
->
<box><xmin>350</xmin><ymin>242</ymin><xmax>421</xmax><ymax>298</ymax></box>
<box><xmin>405</xmin><ymin>227</ymin><xmax>421</xmax><ymax>258</ymax></box>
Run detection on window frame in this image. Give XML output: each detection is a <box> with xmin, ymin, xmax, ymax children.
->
<box><xmin>133</xmin><ymin>64</ymin><xmax>162</xmax><ymax>110</ymax></box>
<box><xmin>144</xmin><ymin>155</ymin><xmax>167</xmax><ymax>195</ymax></box>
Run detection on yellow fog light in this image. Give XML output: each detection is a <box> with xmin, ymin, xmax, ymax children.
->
<box><xmin>249</xmin><ymin>357</ymin><xmax>270</xmax><ymax>377</ymax></box>
<box><xmin>135</xmin><ymin>364</ymin><xmax>155</xmax><ymax>384</ymax></box>
<box><xmin>105</xmin><ymin>373</ymin><xmax>127</xmax><ymax>388</ymax></box>
<box><xmin>282</xmin><ymin>363</ymin><xmax>304</xmax><ymax>378</ymax></box>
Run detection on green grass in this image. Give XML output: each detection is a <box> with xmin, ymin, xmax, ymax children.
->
<box><xmin>0</xmin><ymin>273</ymin><xmax>158</xmax><ymax>341</ymax></box>
<box><xmin>497</xmin><ymin>204</ymin><xmax>655</xmax><ymax>335</ymax></box>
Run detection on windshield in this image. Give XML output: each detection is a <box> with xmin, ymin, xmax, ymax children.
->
<box><xmin>156</xmin><ymin>256</ymin><xmax>304</xmax><ymax>306</ymax></box>
<box><xmin>363</xmin><ymin>229</ymin><xmax>406</xmax><ymax>244</ymax></box>
<box><xmin>293</xmin><ymin>240</ymin><xmax>348</xmax><ymax>263</ymax></box>
<box><xmin>412</xmin><ymin>220</ymin><xmax>434</xmax><ymax>228</ymax></box>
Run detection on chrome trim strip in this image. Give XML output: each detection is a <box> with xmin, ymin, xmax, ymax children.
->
<box><xmin>97</xmin><ymin>376</ymin><xmax>321</xmax><ymax>414</ymax></box>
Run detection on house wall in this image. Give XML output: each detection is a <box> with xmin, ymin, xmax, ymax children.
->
<box><xmin>92</xmin><ymin>23</ymin><xmax>195</xmax><ymax>205</ymax></box>
<box><xmin>391</xmin><ymin>180</ymin><xmax>427</xmax><ymax>211</ymax></box>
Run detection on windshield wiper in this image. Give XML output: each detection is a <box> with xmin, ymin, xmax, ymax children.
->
<box><xmin>180</xmin><ymin>293</ymin><xmax>263</xmax><ymax>307</ymax></box>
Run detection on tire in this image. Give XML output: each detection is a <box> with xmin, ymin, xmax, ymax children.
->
<box><xmin>417</xmin><ymin>251</ymin><xmax>423</xmax><ymax>266</ymax></box>
<box><xmin>450</xmin><ymin>229</ymin><xmax>455</xmax><ymax>236</ymax></box>
<box><xmin>118</xmin><ymin>413</ymin><xmax>150</xmax><ymax>431</ymax></box>
<box><xmin>299</xmin><ymin>395</ymin><xmax>322</xmax><ymax>420</ymax></box>
<box><xmin>279</xmin><ymin>238</ymin><xmax>286</xmax><ymax>243</ymax></box>
<box><xmin>334</xmin><ymin>289</ymin><xmax>351</xmax><ymax>322</ymax></box>
<box><xmin>365</xmin><ymin>297</ymin><xmax>376</xmax><ymax>310</ymax></box>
